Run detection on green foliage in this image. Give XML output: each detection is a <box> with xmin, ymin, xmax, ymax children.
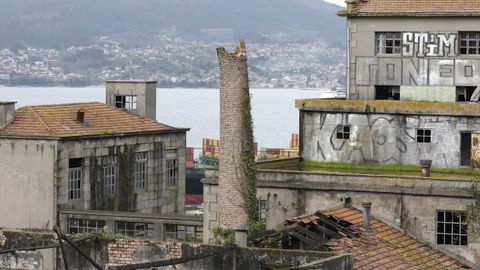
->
<box><xmin>467</xmin><ymin>176</ymin><xmax>480</xmax><ymax>234</ymax></box>
<box><xmin>252</xmin><ymin>227</ymin><xmax>286</xmax><ymax>249</ymax></box>
<box><xmin>336</xmin><ymin>8</ymin><xmax>359</xmax><ymax>16</ymax></box>
<box><xmin>69</xmin><ymin>228</ymin><xmax>128</xmax><ymax>242</ymax></box>
<box><xmin>212</xmin><ymin>227</ymin><xmax>235</xmax><ymax>245</ymax></box>
<box><xmin>248</xmin><ymin>219</ymin><xmax>266</xmax><ymax>238</ymax></box>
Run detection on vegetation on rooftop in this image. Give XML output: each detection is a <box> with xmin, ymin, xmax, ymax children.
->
<box><xmin>68</xmin><ymin>227</ymin><xmax>128</xmax><ymax>242</ymax></box>
<box><xmin>300</xmin><ymin>160</ymin><xmax>480</xmax><ymax>177</ymax></box>
<box><xmin>467</xmin><ymin>176</ymin><xmax>480</xmax><ymax>234</ymax></box>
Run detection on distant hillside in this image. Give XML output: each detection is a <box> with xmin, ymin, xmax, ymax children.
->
<box><xmin>0</xmin><ymin>0</ymin><xmax>345</xmax><ymax>47</ymax></box>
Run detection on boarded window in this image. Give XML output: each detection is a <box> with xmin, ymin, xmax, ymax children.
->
<box><xmin>135</xmin><ymin>152</ymin><xmax>148</xmax><ymax>191</ymax></box>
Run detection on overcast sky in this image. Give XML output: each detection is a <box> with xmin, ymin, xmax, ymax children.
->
<box><xmin>324</xmin><ymin>0</ymin><xmax>345</xmax><ymax>6</ymax></box>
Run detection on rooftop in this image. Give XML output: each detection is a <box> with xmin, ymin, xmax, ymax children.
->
<box><xmin>0</xmin><ymin>102</ymin><xmax>185</xmax><ymax>139</ymax></box>
<box><xmin>340</xmin><ymin>0</ymin><xmax>480</xmax><ymax>17</ymax></box>
<box><xmin>286</xmin><ymin>206</ymin><xmax>470</xmax><ymax>269</ymax></box>
<box><xmin>295</xmin><ymin>99</ymin><xmax>480</xmax><ymax>117</ymax></box>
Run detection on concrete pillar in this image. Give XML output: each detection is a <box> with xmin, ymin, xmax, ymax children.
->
<box><xmin>216</xmin><ymin>41</ymin><xmax>250</xmax><ymax>229</ymax></box>
<box><xmin>362</xmin><ymin>202</ymin><xmax>372</xmax><ymax>231</ymax></box>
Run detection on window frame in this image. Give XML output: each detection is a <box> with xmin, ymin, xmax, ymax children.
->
<box><xmin>68</xmin><ymin>218</ymin><xmax>105</xmax><ymax>234</ymax></box>
<box><xmin>115</xmin><ymin>221</ymin><xmax>153</xmax><ymax>239</ymax></box>
<box><xmin>436</xmin><ymin>210</ymin><xmax>468</xmax><ymax>246</ymax></box>
<box><xmin>336</xmin><ymin>125</ymin><xmax>350</xmax><ymax>140</ymax></box>
<box><xmin>166</xmin><ymin>158</ymin><xmax>178</xmax><ymax>186</ymax></box>
<box><xmin>416</xmin><ymin>129</ymin><xmax>432</xmax><ymax>143</ymax></box>
<box><xmin>376</xmin><ymin>32</ymin><xmax>402</xmax><ymax>55</ymax></box>
<box><xmin>103</xmin><ymin>156</ymin><xmax>117</xmax><ymax>195</ymax></box>
<box><xmin>163</xmin><ymin>224</ymin><xmax>203</xmax><ymax>242</ymax></box>
<box><xmin>459</xmin><ymin>32</ymin><xmax>480</xmax><ymax>55</ymax></box>
<box><xmin>135</xmin><ymin>152</ymin><xmax>148</xmax><ymax>191</ymax></box>
<box><xmin>115</xmin><ymin>95</ymin><xmax>137</xmax><ymax>110</ymax></box>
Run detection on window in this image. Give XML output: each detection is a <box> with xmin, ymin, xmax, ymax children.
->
<box><xmin>167</xmin><ymin>159</ymin><xmax>178</xmax><ymax>186</ymax></box>
<box><xmin>416</xmin><ymin>129</ymin><xmax>431</xmax><ymax>143</ymax></box>
<box><xmin>68</xmin><ymin>158</ymin><xmax>82</xmax><ymax>200</ymax></box>
<box><xmin>336</xmin><ymin>125</ymin><xmax>350</xmax><ymax>140</ymax></box>
<box><xmin>436</xmin><ymin>210</ymin><xmax>468</xmax><ymax>246</ymax></box>
<box><xmin>115</xmin><ymin>95</ymin><xmax>137</xmax><ymax>110</ymax></box>
<box><xmin>456</xmin><ymin>86</ymin><xmax>476</xmax><ymax>102</ymax></box>
<box><xmin>164</xmin><ymin>224</ymin><xmax>203</xmax><ymax>242</ymax></box>
<box><xmin>116</xmin><ymin>221</ymin><xmax>153</xmax><ymax>238</ymax></box>
<box><xmin>68</xmin><ymin>219</ymin><xmax>105</xmax><ymax>234</ymax></box>
<box><xmin>375</xmin><ymin>86</ymin><xmax>400</xmax><ymax>100</ymax></box>
<box><xmin>459</xmin><ymin>32</ymin><xmax>480</xmax><ymax>55</ymax></box>
<box><xmin>103</xmin><ymin>156</ymin><xmax>117</xmax><ymax>194</ymax></box>
<box><xmin>376</xmin><ymin>32</ymin><xmax>402</xmax><ymax>55</ymax></box>
<box><xmin>135</xmin><ymin>152</ymin><xmax>148</xmax><ymax>191</ymax></box>
<box><xmin>258</xmin><ymin>200</ymin><xmax>267</xmax><ymax>222</ymax></box>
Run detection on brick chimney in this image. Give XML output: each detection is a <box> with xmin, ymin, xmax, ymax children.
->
<box><xmin>345</xmin><ymin>0</ymin><xmax>358</xmax><ymax>10</ymax></box>
<box><xmin>0</xmin><ymin>102</ymin><xmax>16</xmax><ymax>128</ymax></box>
<box><xmin>216</xmin><ymin>40</ymin><xmax>250</xmax><ymax>235</ymax></box>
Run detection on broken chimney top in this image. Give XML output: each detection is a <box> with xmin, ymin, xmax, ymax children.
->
<box><xmin>76</xmin><ymin>109</ymin><xmax>85</xmax><ymax>123</ymax></box>
<box><xmin>362</xmin><ymin>202</ymin><xmax>372</xmax><ymax>231</ymax></box>
<box><xmin>0</xmin><ymin>102</ymin><xmax>16</xmax><ymax>129</ymax></box>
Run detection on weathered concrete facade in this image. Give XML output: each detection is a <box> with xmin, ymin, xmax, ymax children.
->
<box><xmin>57</xmin><ymin>132</ymin><xmax>186</xmax><ymax>214</ymax></box>
<box><xmin>345</xmin><ymin>16</ymin><xmax>480</xmax><ymax>101</ymax></box>
<box><xmin>297</xmin><ymin>100</ymin><xmax>480</xmax><ymax>168</ymax></box>
<box><xmin>106</xmin><ymin>80</ymin><xmax>157</xmax><ymax>120</ymax></box>
<box><xmin>203</xmin><ymin>163</ymin><xmax>480</xmax><ymax>267</ymax></box>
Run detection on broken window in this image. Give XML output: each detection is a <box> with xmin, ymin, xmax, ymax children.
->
<box><xmin>103</xmin><ymin>156</ymin><xmax>117</xmax><ymax>194</ymax></box>
<box><xmin>336</xmin><ymin>125</ymin><xmax>350</xmax><ymax>140</ymax></box>
<box><xmin>68</xmin><ymin>218</ymin><xmax>105</xmax><ymax>234</ymax></box>
<box><xmin>459</xmin><ymin>32</ymin><xmax>480</xmax><ymax>55</ymax></box>
<box><xmin>376</xmin><ymin>32</ymin><xmax>402</xmax><ymax>55</ymax></box>
<box><xmin>116</xmin><ymin>221</ymin><xmax>153</xmax><ymax>238</ymax></box>
<box><xmin>436</xmin><ymin>210</ymin><xmax>468</xmax><ymax>246</ymax></box>
<box><xmin>375</xmin><ymin>86</ymin><xmax>400</xmax><ymax>100</ymax></box>
<box><xmin>163</xmin><ymin>224</ymin><xmax>203</xmax><ymax>242</ymax></box>
<box><xmin>166</xmin><ymin>159</ymin><xmax>178</xmax><ymax>186</ymax></box>
<box><xmin>68</xmin><ymin>158</ymin><xmax>82</xmax><ymax>200</ymax></box>
<box><xmin>135</xmin><ymin>152</ymin><xmax>148</xmax><ymax>191</ymax></box>
<box><xmin>456</xmin><ymin>86</ymin><xmax>476</xmax><ymax>102</ymax></box>
<box><xmin>416</xmin><ymin>129</ymin><xmax>431</xmax><ymax>143</ymax></box>
<box><xmin>258</xmin><ymin>199</ymin><xmax>268</xmax><ymax>222</ymax></box>
<box><xmin>115</xmin><ymin>95</ymin><xmax>137</xmax><ymax>110</ymax></box>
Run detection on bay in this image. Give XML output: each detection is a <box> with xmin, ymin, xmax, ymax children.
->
<box><xmin>0</xmin><ymin>87</ymin><xmax>324</xmax><ymax>151</ymax></box>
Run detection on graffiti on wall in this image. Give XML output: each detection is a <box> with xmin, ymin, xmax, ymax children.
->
<box><xmin>356</xmin><ymin>58</ymin><xmax>480</xmax><ymax>86</ymax></box>
<box><xmin>402</xmin><ymin>32</ymin><xmax>457</xmax><ymax>57</ymax></box>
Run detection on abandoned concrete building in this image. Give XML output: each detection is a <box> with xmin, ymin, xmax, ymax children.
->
<box><xmin>0</xmin><ymin>80</ymin><xmax>203</xmax><ymax>267</ymax></box>
<box><xmin>203</xmin><ymin>1</ymin><xmax>480</xmax><ymax>268</ymax></box>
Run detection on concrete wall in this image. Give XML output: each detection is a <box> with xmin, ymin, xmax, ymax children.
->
<box><xmin>0</xmin><ymin>138</ymin><xmax>57</xmax><ymax>230</ymax></box>
<box><xmin>301</xmin><ymin>110</ymin><xmax>480</xmax><ymax>168</ymax></box>
<box><xmin>0</xmin><ymin>102</ymin><xmax>15</xmax><ymax>128</ymax></box>
<box><xmin>347</xmin><ymin>16</ymin><xmax>480</xmax><ymax>100</ymax></box>
<box><xmin>203</xmin><ymin>169</ymin><xmax>479</xmax><ymax>267</ymax></box>
<box><xmin>57</xmin><ymin>132</ymin><xmax>186</xmax><ymax>214</ymax></box>
<box><xmin>106</xmin><ymin>81</ymin><xmax>157</xmax><ymax>120</ymax></box>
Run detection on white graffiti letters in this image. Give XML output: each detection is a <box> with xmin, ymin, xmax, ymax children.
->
<box><xmin>402</xmin><ymin>32</ymin><xmax>457</xmax><ymax>57</ymax></box>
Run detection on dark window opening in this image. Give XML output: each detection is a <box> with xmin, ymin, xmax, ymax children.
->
<box><xmin>460</xmin><ymin>32</ymin><xmax>480</xmax><ymax>55</ymax></box>
<box><xmin>436</xmin><ymin>210</ymin><xmax>468</xmax><ymax>246</ymax></box>
<box><xmin>336</xmin><ymin>125</ymin><xmax>350</xmax><ymax>140</ymax></box>
<box><xmin>69</xmin><ymin>158</ymin><xmax>82</xmax><ymax>168</ymax></box>
<box><xmin>456</xmin><ymin>86</ymin><xmax>476</xmax><ymax>102</ymax></box>
<box><xmin>68</xmin><ymin>158</ymin><xmax>82</xmax><ymax>200</ymax></box>
<box><xmin>164</xmin><ymin>224</ymin><xmax>203</xmax><ymax>242</ymax></box>
<box><xmin>115</xmin><ymin>95</ymin><xmax>137</xmax><ymax>110</ymax></box>
<box><xmin>460</xmin><ymin>132</ymin><xmax>472</xmax><ymax>167</ymax></box>
<box><xmin>375</xmin><ymin>86</ymin><xmax>400</xmax><ymax>100</ymax></box>
<box><xmin>376</xmin><ymin>32</ymin><xmax>402</xmax><ymax>55</ymax></box>
<box><xmin>416</xmin><ymin>129</ymin><xmax>431</xmax><ymax>143</ymax></box>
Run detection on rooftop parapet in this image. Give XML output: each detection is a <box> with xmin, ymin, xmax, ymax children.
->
<box><xmin>295</xmin><ymin>99</ymin><xmax>480</xmax><ymax>117</ymax></box>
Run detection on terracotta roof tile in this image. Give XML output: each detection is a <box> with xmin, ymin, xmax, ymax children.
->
<box><xmin>288</xmin><ymin>206</ymin><xmax>471</xmax><ymax>269</ymax></box>
<box><xmin>352</xmin><ymin>0</ymin><xmax>480</xmax><ymax>16</ymax></box>
<box><xmin>0</xmin><ymin>102</ymin><xmax>183</xmax><ymax>138</ymax></box>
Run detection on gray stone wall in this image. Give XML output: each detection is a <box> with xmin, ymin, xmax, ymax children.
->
<box><xmin>301</xmin><ymin>110</ymin><xmax>480</xmax><ymax>168</ymax></box>
<box><xmin>216</xmin><ymin>42</ymin><xmax>250</xmax><ymax>229</ymax></box>
<box><xmin>203</xmin><ymin>169</ymin><xmax>479</xmax><ymax>267</ymax></box>
<box><xmin>347</xmin><ymin>16</ymin><xmax>480</xmax><ymax>100</ymax></box>
<box><xmin>57</xmin><ymin>132</ymin><xmax>186</xmax><ymax>214</ymax></box>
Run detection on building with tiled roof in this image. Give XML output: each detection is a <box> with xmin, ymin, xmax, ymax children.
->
<box><xmin>284</xmin><ymin>205</ymin><xmax>471</xmax><ymax>269</ymax></box>
<box><xmin>0</xmin><ymin>81</ymin><xmax>202</xmax><ymax>269</ymax></box>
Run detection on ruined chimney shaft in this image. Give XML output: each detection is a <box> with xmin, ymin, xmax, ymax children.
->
<box><xmin>362</xmin><ymin>202</ymin><xmax>372</xmax><ymax>231</ymax></box>
<box><xmin>217</xmin><ymin>41</ymin><xmax>251</xmax><ymax>229</ymax></box>
<box><xmin>0</xmin><ymin>102</ymin><xmax>16</xmax><ymax>128</ymax></box>
<box><xmin>76</xmin><ymin>109</ymin><xmax>85</xmax><ymax>123</ymax></box>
